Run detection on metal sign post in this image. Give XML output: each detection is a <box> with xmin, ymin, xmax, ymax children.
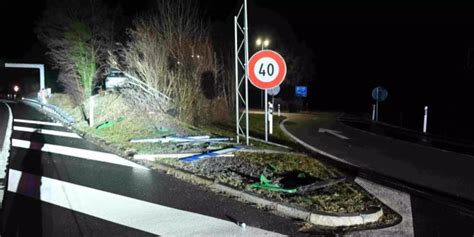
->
<box><xmin>371</xmin><ymin>86</ymin><xmax>388</xmax><ymax>122</ymax></box>
<box><xmin>265</xmin><ymin>89</ymin><xmax>268</xmax><ymax>141</ymax></box>
<box><xmin>234</xmin><ymin>0</ymin><xmax>250</xmax><ymax>145</ymax></box>
<box><xmin>376</xmin><ymin>87</ymin><xmax>379</xmax><ymax>122</ymax></box>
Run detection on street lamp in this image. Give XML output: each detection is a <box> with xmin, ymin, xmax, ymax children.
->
<box><xmin>256</xmin><ymin>38</ymin><xmax>270</xmax><ymax>51</ymax></box>
<box><xmin>256</xmin><ymin>37</ymin><xmax>271</xmax><ymax>108</ymax></box>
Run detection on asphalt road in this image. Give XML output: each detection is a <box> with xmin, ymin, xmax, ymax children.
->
<box><xmin>283</xmin><ymin>112</ymin><xmax>474</xmax><ymax>236</ymax></box>
<box><xmin>0</xmin><ymin>103</ymin><xmax>314</xmax><ymax>237</ymax></box>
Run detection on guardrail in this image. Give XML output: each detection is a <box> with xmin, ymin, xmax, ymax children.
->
<box><xmin>22</xmin><ymin>98</ymin><xmax>75</xmax><ymax>126</ymax></box>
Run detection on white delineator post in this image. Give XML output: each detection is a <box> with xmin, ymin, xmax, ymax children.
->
<box><xmin>269</xmin><ymin>102</ymin><xmax>273</xmax><ymax>134</ymax></box>
<box><xmin>423</xmin><ymin>106</ymin><xmax>428</xmax><ymax>133</ymax></box>
<box><xmin>278</xmin><ymin>104</ymin><xmax>280</xmax><ymax>117</ymax></box>
<box><xmin>372</xmin><ymin>104</ymin><xmax>376</xmax><ymax>121</ymax></box>
<box><xmin>89</xmin><ymin>96</ymin><xmax>95</xmax><ymax>128</ymax></box>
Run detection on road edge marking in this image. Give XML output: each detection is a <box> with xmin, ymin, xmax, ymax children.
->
<box><xmin>279</xmin><ymin>118</ymin><xmax>358</xmax><ymax>168</ymax></box>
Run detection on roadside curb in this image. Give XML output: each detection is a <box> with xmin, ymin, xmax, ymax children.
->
<box><xmin>279</xmin><ymin>116</ymin><xmax>414</xmax><ymax>234</ymax></box>
<box><xmin>0</xmin><ymin>102</ymin><xmax>13</xmax><ymax>206</ymax></box>
<box><xmin>151</xmin><ymin>160</ymin><xmax>383</xmax><ymax>227</ymax></box>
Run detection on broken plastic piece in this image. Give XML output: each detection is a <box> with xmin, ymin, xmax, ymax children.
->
<box><xmin>96</xmin><ymin>116</ymin><xmax>124</xmax><ymax>130</ymax></box>
<box><xmin>179</xmin><ymin>147</ymin><xmax>241</xmax><ymax>162</ymax></box>
<box><xmin>250</xmin><ymin>175</ymin><xmax>297</xmax><ymax>193</ymax></box>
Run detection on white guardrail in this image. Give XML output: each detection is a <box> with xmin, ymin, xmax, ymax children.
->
<box><xmin>22</xmin><ymin>98</ymin><xmax>75</xmax><ymax>126</ymax></box>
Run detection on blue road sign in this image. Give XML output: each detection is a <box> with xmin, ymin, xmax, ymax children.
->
<box><xmin>372</xmin><ymin>86</ymin><xmax>388</xmax><ymax>102</ymax></box>
<box><xmin>295</xmin><ymin>86</ymin><xmax>307</xmax><ymax>98</ymax></box>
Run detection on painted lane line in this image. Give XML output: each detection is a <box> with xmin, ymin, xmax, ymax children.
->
<box><xmin>14</xmin><ymin>126</ymin><xmax>82</xmax><ymax>139</ymax></box>
<box><xmin>7</xmin><ymin>169</ymin><xmax>283</xmax><ymax>236</ymax></box>
<box><xmin>318</xmin><ymin>128</ymin><xmax>350</xmax><ymax>140</ymax></box>
<box><xmin>12</xmin><ymin>139</ymin><xmax>147</xmax><ymax>170</ymax></box>
<box><xmin>14</xmin><ymin>118</ymin><xmax>63</xmax><ymax>127</ymax></box>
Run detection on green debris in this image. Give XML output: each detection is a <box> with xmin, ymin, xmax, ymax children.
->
<box><xmin>96</xmin><ymin>116</ymin><xmax>125</xmax><ymax>130</ymax></box>
<box><xmin>250</xmin><ymin>175</ymin><xmax>297</xmax><ymax>193</ymax></box>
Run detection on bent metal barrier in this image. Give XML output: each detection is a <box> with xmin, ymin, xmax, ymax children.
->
<box><xmin>22</xmin><ymin>98</ymin><xmax>75</xmax><ymax>126</ymax></box>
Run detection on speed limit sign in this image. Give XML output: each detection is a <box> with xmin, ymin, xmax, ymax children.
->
<box><xmin>248</xmin><ymin>50</ymin><xmax>287</xmax><ymax>90</ymax></box>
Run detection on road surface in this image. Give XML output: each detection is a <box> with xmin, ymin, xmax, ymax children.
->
<box><xmin>282</xmin><ymin>112</ymin><xmax>474</xmax><ymax>236</ymax></box>
<box><xmin>1</xmin><ymin>102</ymin><xmax>312</xmax><ymax>236</ymax></box>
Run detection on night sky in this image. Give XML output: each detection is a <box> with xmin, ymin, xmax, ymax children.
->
<box><xmin>2</xmin><ymin>1</ymin><xmax>474</xmax><ymax>140</ymax></box>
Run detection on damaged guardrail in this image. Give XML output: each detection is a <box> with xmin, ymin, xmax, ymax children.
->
<box><xmin>22</xmin><ymin>98</ymin><xmax>75</xmax><ymax>126</ymax></box>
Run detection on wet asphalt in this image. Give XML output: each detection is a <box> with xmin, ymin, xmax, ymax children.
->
<box><xmin>1</xmin><ymin>103</ymin><xmax>315</xmax><ymax>236</ymax></box>
<box><xmin>284</xmin><ymin>113</ymin><xmax>474</xmax><ymax>236</ymax></box>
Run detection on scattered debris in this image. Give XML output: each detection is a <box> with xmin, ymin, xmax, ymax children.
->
<box><xmin>129</xmin><ymin>135</ymin><xmax>231</xmax><ymax>144</ymax></box>
<box><xmin>180</xmin><ymin>147</ymin><xmax>240</xmax><ymax>162</ymax></box>
<box><xmin>96</xmin><ymin>117</ymin><xmax>124</xmax><ymax>130</ymax></box>
<box><xmin>134</xmin><ymin>153</ymin><xmax>234</xmax><ymax>161</ymax></box>
<box><xmin>250</xmin><ymin>175</ymin><xmax>298</xmax><ymax>193</ymax></box>
<box><xmin>297</xmin><ymin>177</ymin><xmax>346</xmax><ymax>195</ymax></box>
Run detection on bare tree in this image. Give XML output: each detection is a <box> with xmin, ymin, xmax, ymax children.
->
<box><xmin>110</xmin><ymin>0</ymin><xmax>230</xmax><ymax>124</ymax></box>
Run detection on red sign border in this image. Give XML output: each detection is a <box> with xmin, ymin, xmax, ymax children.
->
<box><xmin>248</xmin><ymin>50</ymin><xmax>287</xmax><ymax>90</ymax></box>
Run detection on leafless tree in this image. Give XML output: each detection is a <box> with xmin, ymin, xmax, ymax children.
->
<box><xmin>110</xmin><ymin>0</ymin><xmax>231</xmax><ymax>124</ymax></box>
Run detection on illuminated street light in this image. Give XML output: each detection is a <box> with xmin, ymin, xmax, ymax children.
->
<box><xmin>13</xmin><ymin>85</ymin><xmax>19</xmax><ymax>93</ymax></box>
<box><xmin>263</xmin><ymin>39</ymin><xmax>270</xmax><ymax>48</ymax></box>
<box><xmin>256</xmin><ymin>37</ymin><xmax>270</xmax><ymax>51</ymax></box>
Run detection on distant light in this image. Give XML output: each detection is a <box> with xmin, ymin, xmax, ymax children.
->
<box><xmin>256</xmin><ymin>38</ymin><xmax>262</xmax><ymax>46</ymax></box>
<box><xmin>264</xmin><ymin>39</ymin><xmax>270</xmax><ymax>47</ymax></box>
<box><xmin>13</xmin><ymin>85</ymin><xmax>19</xmax><ymax>92</ymax></box>
<box><xmin>196</xmin><ymin>55</ymin><xmax>200</xmax><ymax>59</ymax></box>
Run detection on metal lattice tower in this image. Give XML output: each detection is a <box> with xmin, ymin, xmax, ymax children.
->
<box><xmin>234</xmin><ymin>0</ymin><xmax>249</xmax><ymax>145</ymax></box>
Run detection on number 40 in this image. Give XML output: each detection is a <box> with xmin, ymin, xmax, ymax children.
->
<box><xmin>259</xmin><ymin>63</ymin><xmax>275</xmax><ymax>77</ymax></box>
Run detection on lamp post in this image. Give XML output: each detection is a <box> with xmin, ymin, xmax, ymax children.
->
<box><xmin>256</xmin><ymin>38</ymin><xmax>270</xmax><ymax>109</ymax></box>
<box><xmin>256</xmin><ymin>37</ymin><xmax>271</xmax><ymax>141</ymax></box>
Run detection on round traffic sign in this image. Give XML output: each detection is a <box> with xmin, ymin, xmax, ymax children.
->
<box><xmin>371</xmin><ymin>86</ymin><xmax>388</xmax><ymax>102</ymax></box>
<box><xmin>268</xmin><ymin>85</ymin><xmax>280</xmax><ymax>96</ymax></box>
<box><xmin>248</xmin><ymin>50</ymin><xmax>287</xmax><ymax>90</ymax></box>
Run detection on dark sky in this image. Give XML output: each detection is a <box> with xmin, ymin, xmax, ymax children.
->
<box><xmin>2</xmin><ymin>1</ymin><xmax>474</xmax><ymax>139</ymax></box>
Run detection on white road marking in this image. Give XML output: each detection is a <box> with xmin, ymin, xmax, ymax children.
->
<box><xmin>318</xmin><ymin>128</ymin><xmax>350</xmax><ymax>140</ymax></box>
<box><xmin>14</xmin><ymin>118</ymin><xmax>63</xmax><ymax>127</ymax></box>
<box><xmin>7</xmin><ymin>169</ymin><xmax>283</xmax><ymax>236</ymax></box>
<box><xmin>14</xmin><ymin>126</ymin><xmax>82</xmax><ymax>139</ymax></box>
<box><xmin>12</xmin><ymin>139</ymin><xmax>147</xmax><ymax>170</ymax></box>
